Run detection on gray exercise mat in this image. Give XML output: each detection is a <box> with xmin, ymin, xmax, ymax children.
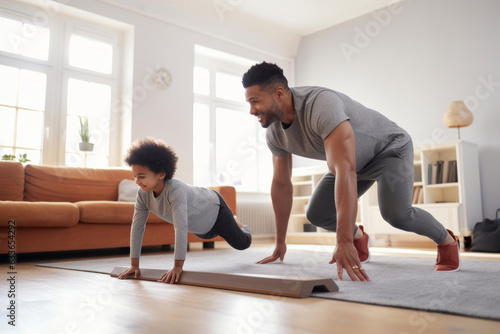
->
<box><xmin>37</xmin><ymin>247</ymin><xmax>500</xmax><ymax>321</ymax></box>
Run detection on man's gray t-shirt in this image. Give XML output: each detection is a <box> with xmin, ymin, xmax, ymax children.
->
<box><xmin>266</xmin><ymin>86</ymin><xmax>411</xmax><ymax>171</ymax></box>
<box><xmin>130</xmin><ymin>178</ymin><xmax>220</xmax><ymax>261</ymax></box>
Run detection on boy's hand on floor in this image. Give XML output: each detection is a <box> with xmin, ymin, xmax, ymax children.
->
<box><xmin>159</xmin><ymin>267</ymin><xmax>183</xmax><ymax>284</ymax></box>
<box><xmin>117</xmin><ymin>266</ymin><xmax>140</xmax><ymax>279</ymax></box>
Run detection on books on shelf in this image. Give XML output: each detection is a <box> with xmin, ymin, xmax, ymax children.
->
<box><xmin>427</xmin><ymin>160</ymin><xmax>457</xmax><ymax>184</ymax></box>
<box><xmin>412</xmin><ymin>185</ymin><xmax>424</xmax><ymax>204</ymax></box>
<box><xmin>449</xmin><ymin>160</ymin><xmax>458</xmax><ymax>183</ymax></box>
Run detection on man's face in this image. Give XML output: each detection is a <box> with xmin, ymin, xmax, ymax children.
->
<box><xmin>245</xmin><ymin>85</ymin><xmax>281</xmax><ymax>128</ymax></box>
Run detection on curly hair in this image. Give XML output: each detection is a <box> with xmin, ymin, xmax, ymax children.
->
<box><xmin>242</xmin><ymin>61</ymin><xmax>289</xmax><ymax>93</ymax></box>
<box><xmin>124</xmin><ymin>137</ymin><xmax>178</xmax><ymax>180</ymax></box>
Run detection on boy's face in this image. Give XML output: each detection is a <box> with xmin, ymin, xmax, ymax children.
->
<box><xmin>131</xmin><ymin>165</ymin><xmax>166</xmax><ymax>195</ymax></box>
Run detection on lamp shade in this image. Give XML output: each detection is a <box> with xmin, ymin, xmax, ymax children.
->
<box><xmin>443</xmin><ymin>101</ymin><xmax>473</xmax><ymax>128</ymax></box>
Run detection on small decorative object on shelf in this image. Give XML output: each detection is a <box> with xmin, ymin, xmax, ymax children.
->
<box><xmin>443</xmin><ymin>101</ymin><xmax>473</xmax><ymax>140</ymax></box>
<box><xmin>78</xmin><ymin>116</ymin><xmax>94</xmax><ymax>152</ymax></box>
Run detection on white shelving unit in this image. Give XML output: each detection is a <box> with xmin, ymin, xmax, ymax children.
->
<box><xmin>363</xmin><ymin>141</ymin><xmax>482</xmax><ymax>237</ymax></box>
<box><xmin>287</xmin><ymin>165</ymin><xmax>363</xmax><ymax>244</ymax></box>
<box><xmin>286</xmin><ymin>141</ymin><xmax>482</xmax><ymax>245</ymax></box>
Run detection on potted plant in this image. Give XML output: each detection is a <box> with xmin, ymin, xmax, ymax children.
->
<box><xmin>78</xmin><ymin>116</ymin><xmax>94</xmax><ymax>152</ymax></box>
<box><xmin>18</xmin><ymin>153</ymin><xmax>30</xmax><ymax>164</ymax></box>
<box><xmin>1</xmin><ymin>154</ymin><xmax>15</xmax><ymax>161</ymax></box>
<box><xmin>1</xmin><ymin>153</ymin><xmax>30</xmax><ymax>164</ymax></box>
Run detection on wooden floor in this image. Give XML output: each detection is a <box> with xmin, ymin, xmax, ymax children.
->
<box><xmin>2</xmin><ymin>241</ymin><xmax>500</xmax><ymax>334</ymax></box>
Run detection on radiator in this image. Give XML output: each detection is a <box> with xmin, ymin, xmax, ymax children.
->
<box><xmin>236</xmin><ymin>201</ymin><xmax>275</xmax><ymax>238</ymax></box>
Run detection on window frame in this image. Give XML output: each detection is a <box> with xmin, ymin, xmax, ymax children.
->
<box><xmin>60</xmin><ymin>20</ymin><xmax>122</xmax><ymax>167</ymax></box>
<box><xmin>0</xmin><ymin>2</ymin><xmax>131</xmax><ymax>167</ymax></box>
<box><xmin>193</xmin><ymin>46</ymin><xmax>271</xmax><ymax>193</ymax></box>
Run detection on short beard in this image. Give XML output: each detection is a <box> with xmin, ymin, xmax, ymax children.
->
<box><xmin>262</xmin><ymin>98</ymin><xmax>281</xmax><ymax>128</ymax></box>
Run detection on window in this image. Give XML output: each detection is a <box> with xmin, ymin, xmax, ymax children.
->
<box><xmin>0</xmin><ymin>3</ymin><xmax>131</xmax><ymax>167</ymax></box>
<box><xmin>63</xmin><ymin>28</ymin><xmax>115</xmax><ymax>167</ymax></box>
<box><xmin>193</xmin><ymin>46</ymin><xmax>271</xmax><ymax>192</ymax></box>
<box><xmin>65</xmin><ymin>78</ymin><xmax>111</xmax><ymax>167</ymax></box>
<box><xmin>0</xmin><ymin>15</ymin><xmax>49</xmax><ymax>60</ymax></box>
<box><xmin>0</xmin><ymin>64</ymin><xmax>46</xmax><ymax>163</ymax></box>
<box><xmin>69</xmin><ymin>33</ymin><xmax>113</xmax><ymax>74</ymax></box>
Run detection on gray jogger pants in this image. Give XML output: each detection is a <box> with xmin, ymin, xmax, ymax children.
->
<box><xmin>305</xmin><ymin>141</ymin><xmax>449</xmax><ymax>244</ymax></box>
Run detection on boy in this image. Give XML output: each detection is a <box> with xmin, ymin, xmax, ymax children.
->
<box><xmin>118</xmin><ymin>137</ymin><xmax>252</xmax><ymax>283</ymax></box>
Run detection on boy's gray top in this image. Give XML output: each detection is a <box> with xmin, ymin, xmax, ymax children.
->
<box><xmin>130</xmin><ymin>179</ymin><xmax>220</xmax><ymax>261</ymax></box>
<box><xmin>266</xmin><ymin>86</ymin><xmax>411</xmax><ymax>171</ymax></box>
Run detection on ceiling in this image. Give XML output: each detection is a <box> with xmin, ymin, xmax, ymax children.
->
<box><xmin>160</xmin><ymin>0</ymin><xmax>402</xmax><ymax>36</ymax></box>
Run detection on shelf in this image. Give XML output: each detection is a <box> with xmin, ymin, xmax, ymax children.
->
<box><xmin>293</xmin><ymin>196</ymin><xmax>310</xmax><ymax>201</ymax></box>
<box><xmin>426</xmin><ymin>182</ymin><xmax>458</xmax><ymax>189</ymax></box>
<box><xmin>369</xmin><ymin>202</ymin><xmax>460</xmax><ymax>210</ymax></box>
<box><xmin>288</xmin><ymin>232</ymin><xmax>335</xmax><ymax>237</ymax></box>
<box><xmin>293</xmin><ymin>181</ymin><xmax>313</xmax><ymax>186</ymax></box>
<box><xmin>291</xmin><ymin>165</ymin><xmax>329</xmax><ymax>177</ymax></box>
<box><xmin>362</xmin><ymin>141</ymin><xmax>481</xmax><ymax>237</ymax></box>
<box><xmin>414</xmin><ymin>202</ymin><xmax>460</xmax><ymax>208</ymax></box>
<box><xmin>289</xmin><ymin>165</ymin><xmax>336</xmax><ymax>241</ymax></box>
<box><xmin>287</xmin><ymin>232</ymin><xmax>336</xmax><ymax>245</ymax></box>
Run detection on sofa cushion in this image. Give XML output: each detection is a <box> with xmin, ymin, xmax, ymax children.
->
<box><xmin>0</xmin><ymin>161</ymin><xmax>25</xmax><ymax>201</ymax></box>
<box><xmin>0</xmin><ymin>201</ymin><xmax>79</xmax><ymax>227</ymax></box>
<box><xmin>24</xmin><ymin>164</ymin><xmax>133</xmax><ymax>202</ymax></box>
<box><xmin>76</xmin><ymin>201</ymin><xmax>164</xmax><ymax>224</ymax></box>
<box><xmin>118</xmin><ymin>179</ymin><xmax>139</xmax><ymax>202</ymax></box>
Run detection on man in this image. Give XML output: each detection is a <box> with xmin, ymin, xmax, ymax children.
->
<box><xmin>242</xmin><ymin>62</ymin><xmax>460</xmax><ymax>282</ymax></box>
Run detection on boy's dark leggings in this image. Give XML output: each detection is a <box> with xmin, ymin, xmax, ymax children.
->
<box><xmin>195</xmin><ymin>191</ymin><xmax>252</xmax><ymax>250</ymax></box>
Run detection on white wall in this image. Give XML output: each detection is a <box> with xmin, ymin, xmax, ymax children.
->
<box><xmin>294</xmin><ymin>0</ymin><xmax>500</xmax><ymax>219</ymax></box>
<box><xmin>56</xmin><ymin>0</ymin><xmax>293</xmax><ymax>183</ymax></box>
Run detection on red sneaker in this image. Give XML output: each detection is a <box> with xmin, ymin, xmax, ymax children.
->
<box><xmin>435</xmin><ymin>229</ymin><xmax>461</xmax><ymax>272</ymax></box>
<box><xmin>353</xmin><ymin>225</ymin><xmax>372</xmax><ymax>263</ymax></box>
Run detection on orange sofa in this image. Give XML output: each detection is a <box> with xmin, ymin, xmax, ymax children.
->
<box><xmin>0</xmin><ymin>161</ymin><xmax>231</xmax><ymax>254</ymax></box>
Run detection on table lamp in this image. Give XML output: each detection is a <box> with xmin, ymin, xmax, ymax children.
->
<box><xmin>443</xmin><ymin>101</ymin><xmax>473</xmax><ymax>140</ymax></box>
